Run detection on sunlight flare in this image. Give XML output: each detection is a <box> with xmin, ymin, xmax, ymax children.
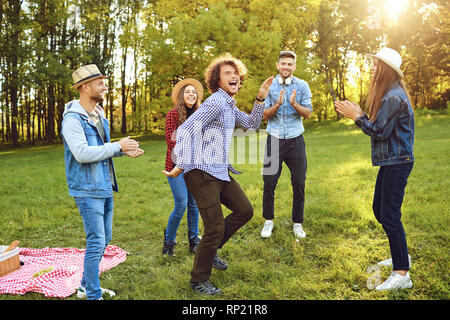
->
<box><xmin>383</xmin><ymin>0</ymin><xmax>409</xmax><ymax>21</ymax></box>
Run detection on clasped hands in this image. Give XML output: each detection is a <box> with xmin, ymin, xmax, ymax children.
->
<box><xmin>271</xmin><ymin>89</ymin><xmax>299</xmax><ymax>108</ymax></box>
<box><xmin>118</xmin><ymin>136</ymin><xmax>144</xmax><ymax>158</ymax></box>
<box><xmin>334</xmin><ymin>100</ymin><xmax>364</xmax><ymax>121</ymax></box>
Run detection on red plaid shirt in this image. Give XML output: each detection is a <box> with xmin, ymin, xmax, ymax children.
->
<box><xmin>165</xmin><ymin>108</ymin><xmax>179</xmax><ymax>171</ymax></box>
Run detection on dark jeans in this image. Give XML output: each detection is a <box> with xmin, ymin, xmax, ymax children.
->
<box><xmin>373</xmin><ymin>162</ymin><xmax>414</xmax><ymax>271</ymax></box>
<box><xmin>184</xmin><ymin>169</ymin><xmax>253</xmax><ymax>283</ymax></box>
<box><xmin>263</xmin><ymin>134</ymin><xmax>307</xmax><ymax>223</ymax></box>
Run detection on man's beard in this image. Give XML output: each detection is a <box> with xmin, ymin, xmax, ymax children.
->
<box><xmin>280</xmin><ymin>71</ymin><xmax>293</xmax><ymax>79</ymax></box>
<box><xmin>91</xmin><ymin>93</ymin><xmax>104</xmax><ymax>103</ymax></box>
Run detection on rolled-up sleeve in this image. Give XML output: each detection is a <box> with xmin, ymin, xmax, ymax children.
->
<box><xmin>299</xmin><ymin>81</ymin><xmax>313</xmax><ymax>110</ymax></box>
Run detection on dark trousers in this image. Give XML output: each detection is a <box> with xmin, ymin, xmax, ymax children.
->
<box><xmin>184</xmin><ymin>169</ymin><xmax>253</xmax><ymax>283</ymax></box>
<box><xmin>373</xmin><ymin>162</ymin><xmax>414</xmax><ymax>271</ymax></box>
<box><xmin>262</xmin><ymin>134</ymin><xmax>307</xmax><ymax>223</ymax></box>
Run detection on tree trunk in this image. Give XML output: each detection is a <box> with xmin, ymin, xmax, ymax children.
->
<box><xmin>8</xmin><ymin>0</ymin><xmax>21</xmax><ymax>146</ymax></box>
<box><xmin>47</xmin><ymin>84</ymin><xmax>56</xmax><ymax>142</ymax></box>
<box><xmin>26</xmin><ymin>90</ymin><xmax>31</xmax><ymax>142</ymax></box>
<box><xmin>57</xmin><ymin>15</ymin><xmax>68</xmax><ymax>140</ymax></box>
<box><xmin>121</xmin><ymin>48</ymin><xmax>128</xmax><ymax>134</ymax></box>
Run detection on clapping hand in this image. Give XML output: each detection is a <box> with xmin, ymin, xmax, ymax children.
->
<box><xmin>334</xmin><ymin>100</ymin><xmax>364</xmax><ymax>121</ymax></box>
<box><xmin>124</xmin><ymin>148</ymin><xmax>144</xmax><ymax>158</ymax></box>
<box><xmin>289</xmin><ymin>89</ymin><xmax>297</xmax><ymax>106</ymax></box>
<box><xmin>118</xmin><ymin>136</ymin><xmax>139</xmax><ymax>152</ymax></box>
<box><xmin>118</xmin><ymin>136</ymin><xmax>144</xmax><ymax>158</ymax></box>
<box><xmin>256</xmin><ymin>76</ymin><xmax>275</xmax><ymax>101</ymax></box>
<box><xmin>275</xmin><ymin>90</ymin><xmax>284</xmax><ymax>107</ymax></box>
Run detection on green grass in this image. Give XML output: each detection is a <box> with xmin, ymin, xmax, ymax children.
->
<box><xmin>0</xmin><ymin>112</ymin><xmax>449</xmax><ymax>300</ymax></box>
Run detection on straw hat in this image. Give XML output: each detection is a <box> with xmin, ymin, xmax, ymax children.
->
<box><xmin>171</xmin><ymin>78</ymin><xmax>204</xmax><ymax>107</ymax></box>
<box><xmin>367</xmin><ymin>47</ymin><xmax>404</xmax><ymax>78</ymax></box>
<box><xmin>72</xmin><ymin>64</ymin><xmax>108</xmax><ymax>89</ymax></box>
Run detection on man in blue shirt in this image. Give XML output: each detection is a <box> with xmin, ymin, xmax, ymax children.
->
<box><xmin>260</xmin><ymin>51</ymin><xmax>313</xmax><ymax>239</ymax></box>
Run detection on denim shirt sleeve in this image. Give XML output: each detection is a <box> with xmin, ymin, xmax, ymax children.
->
<box><xmin>355</xmin><ymin>95</ymin><xmax>402</xmax><ymax>141</ymax></box>
<box><xmin>62</xmin><ymin>116</ymin><xmax>122</xmax><ymax>163</ymax></box>
<box><xmin>298</xmin><ymin>81</ymin><xmax>313</xmax><ymax>110</ymax></box>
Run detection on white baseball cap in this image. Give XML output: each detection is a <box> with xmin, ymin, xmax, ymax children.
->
<box><xmin>367</xmin><ymin>47</ymin><xmax>404</xmax><ymax>78</ymax></box>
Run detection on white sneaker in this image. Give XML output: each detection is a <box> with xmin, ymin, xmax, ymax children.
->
<box><xmin>293</xmin><ymin>223</ymin><xmax>306</xmax><ymax>238</ymax></box>
<box><xmin>378</xmin><ymin>254</ymin><xmax>411</xmax><ymax>269</ymax></box>
<box><xmin>76</xmin><ymin>286</ymin><xmax>116</xmax><ymax>299</ymax></box>
<box><xmin>375</xmin><ymin>271</ymin><xmax>413</xmax><ymax>291</ymax></box>
<box><xmin>261</xmin><ymin>220</ymin><xmax>274</xmax><ymax>238</ymax></box>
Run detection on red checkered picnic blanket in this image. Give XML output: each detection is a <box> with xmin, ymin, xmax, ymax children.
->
<box><xmin>0</xmin><ymin>245</ymin><xmax>128</xmax><ymax>298</ymax></box>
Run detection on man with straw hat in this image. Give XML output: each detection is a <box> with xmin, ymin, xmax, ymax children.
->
<box><xmin>62</xmin><ymin>64</ymin><xmax>144</xmax><ymax>300</ymax></box>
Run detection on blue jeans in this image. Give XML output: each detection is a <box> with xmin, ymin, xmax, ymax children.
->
<box><xmin>165</xmin><ymin>172</ymin><xmax>199</xmax><ymax>244</ymax></box>
<box><xmin>373</xmin><ymin>162</ymin><xmax>414</xmax><ymax>271</ymax></box>
<box><xmin>74</xmin><ymin>197</ymin><xmax>114</xmax><ymax>300</ymax></box>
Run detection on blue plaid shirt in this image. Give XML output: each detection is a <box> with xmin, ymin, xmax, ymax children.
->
<box><xmin>174</xmin><ymin>88</ymin><xmax>264</xmax><ymax>181</ymax></box>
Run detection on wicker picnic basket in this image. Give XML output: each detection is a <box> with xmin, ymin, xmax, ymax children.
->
<box><xmin>0</xmin><ymin>245</ymin><xmax>20</xmax><ymax>277</ymax></box>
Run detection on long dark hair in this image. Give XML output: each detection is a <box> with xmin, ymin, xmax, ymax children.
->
<box><xmin>366</xmin><ymin>59</ymin><xmax>414</xmax><ymax>121</ymax></box>
<box><xmin>176</xmin><ymin>85</ymin><xmax>200</xmax><ymax>125</ymax></box>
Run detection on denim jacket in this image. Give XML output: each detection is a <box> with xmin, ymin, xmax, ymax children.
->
<box><xmin>265</xmin><ymin>75</ymin><xmax>313</xmax><ymax>139</ymax></box>
<box><xmin>355</xmin><ymin>83</ymin><xmax>415</xmax><ymax>166</ymax></box>
<box><xmin>61</xmin><ymin>100</ymin><xmax>122</xmax><ymax>198</ymax></box>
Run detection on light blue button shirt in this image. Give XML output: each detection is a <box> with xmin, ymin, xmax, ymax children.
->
<box><xmin>265</xmin><ymin>75</ymin><xmax>313</xmax><ymax>139</ymax></box>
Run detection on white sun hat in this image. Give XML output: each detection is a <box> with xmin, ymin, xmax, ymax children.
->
<box><xmin>367</xmin><ymin>47</ymin><xmax>404</xmax><ymax>79</ymax></box>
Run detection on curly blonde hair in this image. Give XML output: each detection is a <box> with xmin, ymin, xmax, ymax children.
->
<box><xmin>204</xmin><ymin>53</ymin><xmax>247</xmax><ymax>93</ymax></box>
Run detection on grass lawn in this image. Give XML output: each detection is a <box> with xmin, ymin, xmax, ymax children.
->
<box><xmin>0</xmin><ymin>111</ymin><xmax>449</xmax><ymax>300</ymax></box>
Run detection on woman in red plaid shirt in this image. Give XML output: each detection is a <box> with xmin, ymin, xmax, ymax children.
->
<box><xmin>163</xmin><ymin>79</ymin><xmax>203</xmax><ymax>256</ymax></box>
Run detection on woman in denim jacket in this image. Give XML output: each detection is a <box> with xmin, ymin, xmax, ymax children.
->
<box><xmin>335</xmin><ymin>47</ymin><xmax>415</xmax><ymax>291</ymax></box>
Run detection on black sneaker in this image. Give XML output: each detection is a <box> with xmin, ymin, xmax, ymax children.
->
<box><xmin>190</xmin><ymin>280</ymin><xmax>223</xmax><ymax>295</ymax></box>
<box><xmin>163</xmin><ymin>230</ymin><xmax>177</xmax><ymax>256</ymax></box>
<box><xmin>193</xmin><ymin>246</ymin><xmax>228</xmax><ymax>270</ymax></box>
<box><xmin>162</xmin><ymin>242</ymin><xmax>175</xmax><ymax>256</ymax></box>
<box><xmin>188</xmin><ymin>235</ymin><xmax>201</xmax><ymax>254</ymax></box>
<box><xmin>213</xmin><ymin>253</ymin><xmax>228</xmax><ymax>270</ymax></box>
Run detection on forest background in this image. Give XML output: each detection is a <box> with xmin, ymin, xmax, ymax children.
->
<box><xmin>0</xmin><ymin>0</ymin><xmax>449</xmax><ymax>146</ymax></box>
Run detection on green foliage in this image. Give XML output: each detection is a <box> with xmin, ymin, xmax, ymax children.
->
<box><xmin>0</xmin><ymin>113</ymin><xmax>448</xmax><ymax>300</ymax></box>
<box><xmin>0</xmin><ymin>0</ymin><xmax>449</xmax><ymax>144</ymax></box>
